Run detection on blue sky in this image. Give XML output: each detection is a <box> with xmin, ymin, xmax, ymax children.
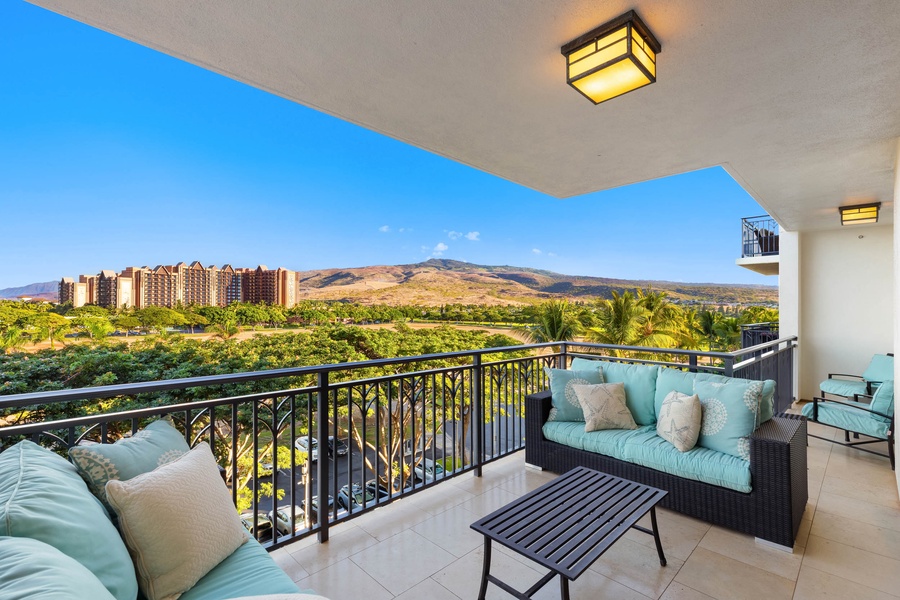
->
<box><xmin>0</xmin><ymin>2</ymin><xmax>773</xmax><ymax>290</ymax></box>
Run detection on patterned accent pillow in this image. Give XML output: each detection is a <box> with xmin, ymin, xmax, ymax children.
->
<box><xmin>656</xmin><ymin>391</ymin><xmax>702</xmax><ymax>452</ymax></box>
<box><xmin>544</xmin><ymin>367</ymin><xmax>605</xmax><ymax>422</ymax></box>
<box><xmin>105</xmin><ymin>443</ymin><xmax>248</xmax><ymax>600</ymax></box>
<box><xmin>69</xmin><ymin>417</ymin><xmax>190</xmax><ymax>509</ymax></box>
<box><xmin>571</xmin><ymin>383</ymin><xmax>637</xmax><ymax>432</ymax></box>
<box><xmin>693</xmin><ymin>379</ymin><xmax>764</xmax><ymax>460</ymax></box>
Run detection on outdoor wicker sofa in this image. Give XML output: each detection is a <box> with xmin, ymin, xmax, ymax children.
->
<box><xmin>524</xmin><ymin>361</ymin><xmax>808</xmax><ymax>549</ymax></box>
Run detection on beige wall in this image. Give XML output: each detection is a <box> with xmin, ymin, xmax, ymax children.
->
<box><xmin>894</xmin><ymin>137</ymin><xmax>899</xmax><ymax>495</ymax></box>
<box><xmin>797</xmin><ymin>225</ymin><xmax>894</xmax><ymax>401</ymax></box>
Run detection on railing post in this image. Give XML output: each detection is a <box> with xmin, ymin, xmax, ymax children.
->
<box><xmin>688</xmin><ymin>354</ymin><xmax>698</xmax><ymax>373</ymax></box>
<box><xmin>316</xmin><ymin>371</ymin><xmax>330</xmax><ymax>543</ymax></box>
<box><xmin>473</xmin><ymin>354</ymin><xmax>483</xmax><ymax>478</ymax></box>
<box><xmin>558</xmin><ymin>342</ymin><xmax>568</xmax><ymax>369</ymax></box>
<box><xmin>723</xmin><ymin>355</ymin><xmax>734</xmax><ymax>378</ymax></box>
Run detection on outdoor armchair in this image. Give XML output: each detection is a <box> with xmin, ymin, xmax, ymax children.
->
<box><xmin>801</xmin><ymin>380</ymin><xmax>895</xmax><ymax>470</ymax></box>
<box><xmin>819</xmin><ymin>353</ymin><xmax>893</xmax><ymax>399</ymax></box>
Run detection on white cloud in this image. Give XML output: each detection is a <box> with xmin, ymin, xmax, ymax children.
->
<box><xmin>465</xmin><ymin>231</ymin><xmax>480</xmax><ymax>241</ymax></box>
<box><xmin>433</xmin><ymin>242</ymin><xmax>449</xmax><ymax>256</ymax></box>
<box><xmin>532</xmin><ymin>248</ymin><xmax>542</xmax><ymax>255</ymax></box>
<box><xmin>378</xmin><ymin>225</ymin><xmax>390</xmax><ymax>233</ymax></box>
<box><xmin>398</xmin><ymin>228</ymin><xmax>406</xmax><ymax>233</ymax></box>
<box><xmin>548</xmin><ymin>252</ymin><xmax>557</xmax><ymax>257</ymax></box>
<box><xmin>447</xmin><ymin>231</ymin><xmax>462</xmax><ymax>240</ymax></box>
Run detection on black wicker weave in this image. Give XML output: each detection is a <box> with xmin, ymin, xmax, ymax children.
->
<box><xmin>525</xmin><ymin>391</ymin><xmax>808</xmax><ymax>548</ymax></box>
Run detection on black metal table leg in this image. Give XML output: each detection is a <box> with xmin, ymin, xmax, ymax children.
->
<box><xmin>650</xmin><ymin>506</ymin><xmax>667</xmax><ymax>567</ymax></box>
<box><xmin>478</xmin><ymin>536</ymin><xmax>492</xmax><ymax>600</ymax></box>
<box><xmin>560</xmin><ymin>576</ymin><xmax>570</xmax><ymax>600</ymax></box>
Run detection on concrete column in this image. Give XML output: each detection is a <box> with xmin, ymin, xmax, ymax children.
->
<box><xmin>778</xmin><ymin>229</ymin><xmax>800</xmax><ymax>403</ymax></box>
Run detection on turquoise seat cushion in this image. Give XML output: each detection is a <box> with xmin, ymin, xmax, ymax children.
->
<box><xmin>180</xmin><ymin>538</ymin><xmax>300</xmax><ymax>600</ymax></box>
<box><xmin>541</xmin><ymin>421</ymin><xmax>641</xmax><ymax>460</ymax></box>
<box><xmin>69</xmin><ymin>417</ymin><xmax>190</xmax><ymax>509</ymax></box>
<box><xmin>544</xmin><ymin>367</ymin><xmax>605</xmax><ymax>422</ymax></box>
<box><xmin>801</xmin><ymin>399</ymin><xmax>891</xmax><ymax>439</ymax></box>
<box><xmin>693</xmin><ymin>379</ymin><xmax>764</xmax><ymax>460</ymax></box>
<box><xmin>869</xmin><ymin>379</ymin><xmax>894</xmax><ymax>416</ymax></box>
<box><xmin>593</xmin><ymin>361</ymin><xmax>659</xmax><ymax>426</ymax></box>
<box><xmin>0</xmin><ymin>441</ymin><xmax>138</xmax><ymax>600</ymax></box>
<box><xmin>621</xmin><ymin>427</ymin><xmax>752</xmax><ymax>493</ymax></box>
<box><xmin>654</xmin><ymin>368</ymin><xmax>699</xmax><ymax>417</ymax></box>
<box><xmin>0</xmin><ymin>536</ymin><xmax>117</xmax><ymax>600</ymax></box>
<box><xmin>862</xmin><ymin>354</ymin><xmax>894</xmax><ymax>383</ymax></box>
<box><xmin>819</xmin><ymin>378</ymin><xmax>869</xmax><ymax>398</ymax></box>
<box><xmin>695</xmin><ymin>373</ymin><xmax>775</xmax><ymax>423</ymax></box>
<box><xmin>569</xmin><ymin>357</ymin><xmax>605</xmax><ymax>374</ymax></box>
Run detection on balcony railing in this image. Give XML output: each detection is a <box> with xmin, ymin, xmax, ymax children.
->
<box><xmin>741</xmin><ymin>215</ymin><xmax>780</xmax><ymax>257</ymax></box>
<box><xmin>0</xmin><ymin>337</ymin><xmax>796</xmax><ymax>549</ymax></box>
<box><xmin>741</xmin><ymin>322</ymin><xmax>779</xmax><ymax>349</ymax></box>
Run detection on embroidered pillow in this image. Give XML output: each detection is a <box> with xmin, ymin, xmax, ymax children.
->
<box><xmin>656</xmin><ymin>391</ymin><xmax>702</xmax><ymax>452</ymax></box>
<box><xmin>544</xmin><ymin>367</ymin><xmax>605</xmax><ymax>422</ymax></box>
<box><xmin>571</xmin><ymin>382</ymin><xmax>637</xmax><ymax>432</ymax></box>
<box><xmin>693</xmin><ymin>379</ymin><xmax>764</xmax><ymax>460</ymax></box>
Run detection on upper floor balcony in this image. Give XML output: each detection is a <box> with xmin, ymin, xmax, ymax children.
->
<box><xmin>736</xmin><ymin>215</ymin><xmax>780</xmax><ymax>276</ymax></box>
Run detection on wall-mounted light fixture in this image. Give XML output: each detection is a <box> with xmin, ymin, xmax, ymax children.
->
<box><xmin>561</xmin><ymin>10</ymin><xmax>661</xmax><ymax>105</ymax></box>
<box><xmin>840</xmin><ymin>202</ymin><xmax>880</xmax><ymax>226</ymax></box>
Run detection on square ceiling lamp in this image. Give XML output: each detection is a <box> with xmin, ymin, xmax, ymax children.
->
<box><xmin>840</xmin><ymin>202</ymin><xmax>880</xmax><ymax>226</ymax></box>
<box><xmin>561</xmin><ymin>10</ymin><xmax>661</xmax><ymax>104</ymax></box>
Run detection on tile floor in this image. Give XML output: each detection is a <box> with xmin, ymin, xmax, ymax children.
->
<box><xmin>271</xmin><ymin>420</ymin><xmax>900</xmax><ymax>599</ymax></box>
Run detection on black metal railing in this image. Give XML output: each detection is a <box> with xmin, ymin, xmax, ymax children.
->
<box><xmin>741</xmin><ymin>215</ymin><xmax>780</xmax><ymax>257</ymax></box>
<box><xmin>740</xmin><ymin>322</ymin><xmax>779</xmax><ymax>349</ymax></box>
<box><xmin>0</xmin><ymin>337</ymin><xmax>796</xmax><ymax>548</ymax></box>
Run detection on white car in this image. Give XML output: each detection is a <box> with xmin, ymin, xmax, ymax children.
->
<box><xmin>413</xmin><ymin>458</ymin><xmax>446</xmax><ymax>484</ymax></box>
<box><xmin>268</xmin><ymin>504</ymin><xmax>305</xmax><ymax>535</ymax></box>
<box><xmin>294</xmin><ymin>436</ymin><xmax>318</xmax><ymax>461</ymax></box>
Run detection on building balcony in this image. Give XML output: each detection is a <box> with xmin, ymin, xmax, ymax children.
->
<box><xmin>736</xmin><ymin>215</ymin><xmax>780</xmax><ymax>276</ymax></box>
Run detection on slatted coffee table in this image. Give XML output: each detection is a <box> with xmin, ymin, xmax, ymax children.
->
<box><xmin>470</xmin><ymin>466</ymin><xmax>667</xmax><ymax>600</ymax></box>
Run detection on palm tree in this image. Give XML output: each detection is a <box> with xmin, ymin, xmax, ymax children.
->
<box><xmin>713</xmin><ymin>317</ymin><xmax>742</xmax><ymax>350</ymax></box>
<box><xmin>518</xmin><ymin>300</ymin><xmax>582</xmax><ymax>344</ymax></box>
<box><xmin>587</xmin><ymin>291</ymin><xmax>647</xmax><ymax>353</ymax></box>
<box><xmin>0</xmin><ymin>326</ymin><xmax>26</xmax><ymax>354</ymax></box>
<box><xmin>633</xmin><ymin>288</ymin><xmax>682</xmax><ymax>349</ymax></box>
<box><xmin>695</xmin><ymin>309</ymin><xmax>720</xmax><ymax>348</ymax></box>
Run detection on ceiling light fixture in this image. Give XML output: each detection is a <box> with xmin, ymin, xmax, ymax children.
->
<box><xmin>561</xmin><ymin>10</ymin><xmax>661</xmax><ymax>105</ymax></box>
<box><xmin>840</xmin><ymin>203</ymin><xmax>880</xmax><ymax>226</ymax></box>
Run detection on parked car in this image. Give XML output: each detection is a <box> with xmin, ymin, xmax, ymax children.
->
<box><xmin>300</xmin><ymin>494</ymin><xmax>335</xmax><ymax>523</ymax></box>
<box><xmin>413</xmin><ymin>458</ymin><xmax>446</xmax><ymax>484</ymax></box>
<box><xmin>240</xmin><ymin>511</ymin><xmax>274</xmax><ymax>541</ymax></box>
<box><xmin>268</xmin><ymin>504</ymin><xmax>306</xmax><ymax>535</ymax></box>
<box><xmin>294</xmin><ymin>436</ymin><xmax>318</xmax><ymax>461</ymax></box>
<box><xmin>337</xmin><ymin>480</ymin><xmax>390</xmax><ymax>511</ymax></box>
<box><xmin>327</xmin><ymin>436</ymin><xmax>349</xmax><ymax>457</ymax></box>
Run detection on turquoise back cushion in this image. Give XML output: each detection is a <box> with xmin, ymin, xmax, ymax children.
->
<box><xmin>595</xmin><ymin>361</ymin><xmax>659</xmax><ymax>426</ymax></box>
<box><xmin>695</xmin><ymin>373</ymin><xmax>775</xmax><ymax>423</ymax></box>
<box><xmin>870</xmin><ymin>379</ymin><xmax>894</xmax><ymax>416</ymax></box>
<box><xmin>69</xmin><ymin>417</ymin><xmax>190</xmax><ymax>509</ymax></box>
<box><xmin>0</xmin><ymin>441</ymin><xmax>138</xmax><ymax>600</ymax></box>
<box><xmin>544</xmin><ymin>367</ymin><xmax>605</xmax><ymax>422</ymax></box>
<box><xmin>862</xmin><ymin>354</ymin><xmax>894</xmax><ymax>382</ymax></box>
<box><xmin>569</xmin><ymin>357</ymin><xmax>604</xmax><ymax>373</ymax></box>
<box><xmin>0</xmin><ymin>536</ymin><xmax>117</xmax><ymax>600</ymax></box>
<box><xmin>654</xmin><ymin>368</ymin><xmax>699</xmax><ymax>417</ymax></box>
<box><xmin>693</xmin><ymin>379</ymin><xmax>764</xmax><ymax>460</ymax></box>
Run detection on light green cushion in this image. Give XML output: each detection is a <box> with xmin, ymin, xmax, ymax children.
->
<box><xmin>654</xmin><ymin>368</ymin><xmax>699</xmax><ymax>417</ymax></box>
<box><xmin>869</xmin><ymin>379</ymin><xmax>894</xmax><ymax>416</ymax></box>
<box><xmin>862</xmin><ymin>354</ymin><xmax>894</xmax><ymax>383</ymax></box>
<box><xmin>594</xmin><ymin>361</ymin><xmax>659</xmax><ymax>426</ymax></box>
<box><xmin>694</xmin><ymin>373</ymin><xmax>775</xmax><ymax>423</ymax></box>
<box><xmin>819</xmin><ymin>378</ymin><xmax>868</xmax><ymax>398</ymax></box>
<box><xmin>569</xmin><ymin>357</ymin><xmax>605</xmax><ymax>373</ymax></box>
<box><xmin>0</xmin><ymin>536</ymin><xmax>117</xmax><ymax>600</ymax></box>
<box><xmin>544</xmin><ymin>367</ymin><xmax>605</xmax><ymax>422</ymax></box>
<box><xmin>541</xmin><ymin>421</ymin><xmax>643</xmax><ymax>460</ymax></box>
<box><xmin>69</xmin><ymin>418</ymin><xmax>190</xmax><ymax>509</ymax></box>
<box><xmin>0</xmin><ymin>441</ymin><xmax>138</xmax><ymax>600</ymax></box>
<box><xmin>693</xmin><ymin>379</ymin><xmax>764</xmax><ymax>460</ymax></box>
<box><xmin>801</xmin><ymin>400</ymin><xmax>891</xmax><ymax>440</ymax></box>
<box><xmin>179</xmin><ymin>539</ymin><xmax>300</xmax><ymax>600</ymax></box>
<box><xmin>621</xmin><ymin>428</ymin><xmax>752</xmax><ymax>493</ymax></box>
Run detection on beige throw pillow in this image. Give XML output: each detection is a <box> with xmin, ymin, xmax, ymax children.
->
<box><xmin>571</xmin><ymin>382</ymin><xmax>638</xmax><ymax>432</ymax></box>
<box><xmin>657</xmin><ymin>390</ymin><xmax>702</xmax><ymax>452</ymax></box>
<box><xmin>105</xmin><ymin>443</ymin><xmax>248</xmax><ymax>600</ymax></box>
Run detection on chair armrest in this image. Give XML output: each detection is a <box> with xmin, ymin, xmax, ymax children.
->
<box><xmin>827</xmin><ymin>373</ymin><xmax>864</xmax><ymax>381</ymax></box>
<box><xmin>525</xmin><ymin>390</ymin><xmax>552</xmax><ymax>466</ymax></box>
<box><xmin>525</xmin><ymin>390</ymin><xmax>553</xmax><ymax>424</ymax></box>
<box><xmin>812</xmin><ymin>396</ymin><xmax>894</xmax><ymax>421</ymax></box>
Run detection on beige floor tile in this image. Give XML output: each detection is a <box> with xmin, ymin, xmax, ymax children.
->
<box><xmin>531</xmin><ymin>568</ymin><xmax>653</xmax><ymax>600</ymax></box>
<box><xmin>794</xmin><ymin>517</ymin><xmax>812</xmax><ymax>549</ymax></box>
<box><xmin>394</xmin><ymin>578</ymin><xmax>462</xmax><ymax>600</ymax></box>
<box><xmin>821</xmin><ymin>473</ymin><xmax>900</xmax><ymax>509</ymax></box>
<box><xmin>809</xmin><ymin>510</ymin><xmax>900</xmax><ymax>560</ymax></box>
<box><xmin>412</xmin><ymin>503</ymin><xmax>484</xmax><ymax>558</ymax></box>
<box><xmin>350</xmin><ymin>529</ymin><xmax>457</xmax><ymax>595</ymax></box>
<box><xmin>288</xmin><ymin>521</ymin><xmax>380</xmax><ymax>574</ymax></box>
<box><xmin>457</xmin><ymin>485</ymin><xmax>520</xmax><ymax>518</ymax></box>
<box><xmin>806</xmin><ymin>422</ymin><xmax>838</xmax><ymax>441</ymax></box>
<box><xmin>587</xmin><ymin>536</ymin><xmax>683</xmax><ymax>599</ymax></box>
<box><xmin>295</xmin><ymin>557</ymin><xmax>393</xmax><ymax>600</ymax></box>
<box><xmin>793</xmin><ymin>565</ymin><xmax>896</xmax><ymax>600</ymax></box>
<box><xmin>801</xmin><ymin>534</ymin><xmax>900</xmax><ymax>595</ymax></box>
<box><xmin>353</xmin><ymin>497</ymin><xmax>432</xmax><ymax>540</ymax></box>
<box><xmin>674</xmin><ymin>546</ymin><xmax>794</xmax><ymax>600</ymax></box>
<box><xmin>269</xmin><ymin>547</ymin><xmax>311</xmax><ymax>582</ymax></box>
<box><xmin>825</xmin><ymin>448</ymin><xmax>894</xmax><ymax>483</ymax></box>
<box><xmin>432</xmin><ymin>546</ymin><xmax>544</xmax><ymax>600</ymax></box>
<box><xmin>660</xmin><ymin>582</ymin><xmax>717</xmax><ymax>600</ymax></box>
<box><xmin>802</xmin><ymin>496</ymin><xmax>817</xmax><ymax>522</ymax></box>
<box><xmin>697</xmin><ymin>526</ymin><xmax>803</xmax><ymax>580</ymax></box>
<box><xmin>805</xmin><ymin>443</ymin><xmax>832</xmax><ymax>469</ymax></box>
<box><xmin>496</xmin><ymin>468</ymin><xmax>557</xmax><ymax>497</ymax></box>
<box><xmin>402</xmin><ymin>479</ymin><xmax>477</xmax><ymax>515</ymax></box>
<box><xmin>817</xmin><ymin>492</ymin><xmax>900</xmax><ymax>533</ymax></box>
<box><xmin>807</xmin><ymin>465</ymin><xmax>825</xmax><ymax>499</ymax></box>
<box><xmin>623</xmin><ymin>508</ymin><xmax>709</xmax><ymax>562</ymax></box>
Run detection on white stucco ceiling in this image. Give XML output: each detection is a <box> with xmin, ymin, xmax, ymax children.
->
<box><xmin>27</xmin><ymin>0</ymin><xmax>900</xmax><ymax>231</ymax></box>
